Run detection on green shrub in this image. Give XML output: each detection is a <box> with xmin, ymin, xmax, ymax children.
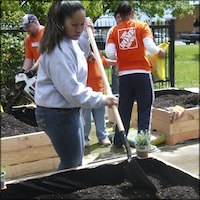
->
<box><xmin>1</xmin><ymin>32</ymin><xmax>25</xmax><ymax>88</ymax></box>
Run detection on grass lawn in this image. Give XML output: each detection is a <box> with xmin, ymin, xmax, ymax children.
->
<box><xmin>104</xmin><ymin>44</ymin><xmax>199</xmax><ymax>89</ymax></box>
<box><xmin>175</xmin><ymin>44</ymin><xmax>199</xmax><ymax>89</ymax></box>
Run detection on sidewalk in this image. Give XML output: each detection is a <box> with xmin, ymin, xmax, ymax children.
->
<box><xmin>83</xmin><ymin>133</ymin><xmax>199</xmax><ymax>178</ymax></box>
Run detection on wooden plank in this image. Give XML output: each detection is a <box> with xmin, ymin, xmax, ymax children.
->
<box><xmin>1</xmin><ymin>131</ymin><xmax>52</xmax><ymax>153</ymax></box>
<box><xmin>172</xmin><ymin>119</ymin><xmax>199</xmax><ymax>135</ymax></box>
<box><xmin>2</xmin><ymin>145</ymin><xmax>58</xmax><ymax>166</ymax></box>
<box><xmin>165</xmin><ymin>130</ymin><xmax>199</xmax><ymax>145</ymax></box>
<box><xmin>152</xmin><ymin>108</ymin><xmax>171</xmax><ymax>123</ymax></box>
<box><xmin>4</xmin><ymin>157</ymin><xmax>59</xmax><ymax>180</ymax></box>
<box><xmin>151</xmin><ymin>118</ymin><xmax>172</xmax><ymax>134</ymax></box>
<box><xmin>130</xmin><ymin>104</ymin><xmax>138</xmax><ymax>128</ymax></box>
<box><xmin>181</xmin><ymin>108</ymin><xmax>199</xmax><ymax>121</ymax></box>
<box><xmin>152</xmin><ymin>107</ymin><xmax>199</xmax><ymax>123</ymax></box>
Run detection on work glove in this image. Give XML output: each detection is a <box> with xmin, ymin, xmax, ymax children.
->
<box><xmin>166</xmin><ymin>105</ymin><xmax>185</xmax><ymax>122</ymax></box>
<box><xmin>25</xmin><ymin>69</ymin><xmax>37</xmax><ymax>78</ymax></box>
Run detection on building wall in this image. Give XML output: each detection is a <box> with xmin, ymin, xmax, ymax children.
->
<box><xmin>175</xmin><ymin>5</ymin><xmax>200</xmax><ymax>38</ymax></box>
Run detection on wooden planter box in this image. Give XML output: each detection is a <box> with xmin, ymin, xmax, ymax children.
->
<box><xmin>151</xmin><ymin>107</ymin><xmax>199</xmax><ymax>145</ymax></box>
<box><xmin>2</xmin><ymin>156</ymin><xmax>199</xmax><ymax>200</ymax></box>
<box><xmin>1</xmin><ymin>131</ymin><xmax>59</xmax><ymax>180</ymax></box>
<box><xmin>129</xmin><ymin>89</ymin><xmax>199</xmax><ymax>145</ymax></box>
<box><xmin>1</xmin><ymin>124</ymin><xmax>100</xmax><ymax>181</ymax></box>
<box><xmin>2</xmin><ymin>89</ymin><xmax>199</xmax><ymax>181</ymax></box>
<box><xmin>108</xmin><ymin>104</ymin><xmax>199</xmax><ymax>146</ymax></box>
<box><xmin>108</xmin><ymin>89</ymin><xmax>199</xmax><ymax>145</ymax></box>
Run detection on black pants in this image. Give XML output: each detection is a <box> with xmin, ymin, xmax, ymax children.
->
<box><xmin>114</xmin><ymin>73</ymin><xmax>154</xmax><ymax>147</ymax></box>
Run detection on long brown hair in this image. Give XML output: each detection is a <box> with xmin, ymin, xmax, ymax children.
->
<box><xmin>40</xmin><ymin>0</ymin><xmax>85</xmax><ymax>54</ymax></box>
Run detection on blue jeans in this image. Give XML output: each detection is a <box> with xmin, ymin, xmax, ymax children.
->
<box><xmin>83</xmin><ymin>105</ymin><xmax>107</xmax><ymax>142</ymax></box>
<box><xmin>35</xmin><ymin>106</ymin><xmax>84</xmax><ymax>170</ymax></box>
<box><xmin>114</xmin><ymin>73</ymin><xmax>154</xmax><ymax>147</ymax></box>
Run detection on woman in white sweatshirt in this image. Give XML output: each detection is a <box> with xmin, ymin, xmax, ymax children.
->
<box><xmin>35</xmin><ymin>0</ymin><xmax>117</xmax><ymax>170</ymax></box>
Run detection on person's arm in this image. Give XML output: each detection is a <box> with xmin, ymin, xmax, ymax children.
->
<box><xmin>78</xmin><ymin>31</ymin><xmax>90</xmax><ymax>58</ymax></box>
<box><xmin>105</xmin><ymin>28</ymin><xmax>117</xmax><ymax>60</ymax></box>
<box><xmin>31</xmin><ymin>56</ymin><xmax>41</xmax><ymax>72</ymax></box>
<box><xmin>22</xmin><ymin>58</ymin><xmax>33</xmax><ymax>72</ymax></box>
<box><xmin>78</xmin><ymin>17</ymin><xmax>94</xmax><ymax>58</ymax></box>
<box><xmin>105</xmin><ymin>58</ymin><xmax>117</xmax><ymax>66</ymax></box>
<box><xmin>22</xmin><ymin>36</ymin><xmax>35</xmax><ymax>72</ymax></box>
<box><xmin>143</xmin><ymin>37</ymin><xmax>165</xmax><ymax>58</ymax></box>
<box><xmin>105</xmin><ymin>43</ymin><xmax>117</xmax><ymax>60</ymax></box>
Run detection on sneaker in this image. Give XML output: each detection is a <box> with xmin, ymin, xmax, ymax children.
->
<box><xmin>148</xmin><ymin>144</ymin><xmax>158</xmax><ymax>153</ymax></box>
<box><xmin>99</xmin><ymin>137</ymin><xmax>111</xmax><ymax>146</ymax></box>
<box><xmin>84</xmin><ymin>140</ymin><xmax>90</xmax><ymax>147</ymax></box>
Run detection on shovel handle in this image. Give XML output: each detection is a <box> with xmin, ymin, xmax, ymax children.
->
<box><xmin>86</xmin><ymin>27</ymin><xmax>125</xmax><ymax>132</ymax></box>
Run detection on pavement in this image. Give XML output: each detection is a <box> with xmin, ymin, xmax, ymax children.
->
<box><xmin>175</xmin><ymin>40</ymin><xmax>186</xmax><ymax>46</ymax></box>
<box><xmin>83</xmin><ymin>134</ymin><xmax>199</xmax><ymax>178</ymax></box>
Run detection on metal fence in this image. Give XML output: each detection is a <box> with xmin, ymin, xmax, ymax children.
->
<box><xmin>94</xmin><ymin>19</ymin><xmax>175</xmax><ymax>88</ymax></box>
<box><xmin>1</xmin><ymin>19</ymin><xmax>175</xmax><ymax>89</ymax></box>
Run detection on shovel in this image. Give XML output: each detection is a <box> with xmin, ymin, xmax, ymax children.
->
<box><xmin>86</xmin><ymin>27</ymin><xmax>157</xmax><ymax>194</ymax></box>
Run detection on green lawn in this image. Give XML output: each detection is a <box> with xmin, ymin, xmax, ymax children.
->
<box><xmin>104</xmin><ymin>44</ymin><xmax>199</xmax><ymax>89</ymax></box>
<box><xmin>175</xmin><ymin>44</ymin><xmax>199</xmax><ymax>89</ymax></box>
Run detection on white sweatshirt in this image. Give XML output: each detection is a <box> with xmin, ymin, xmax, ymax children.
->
<box><xmin>35</xmin><ymin>31</ymin><xmax>105</xmax><ymax>108</ymax></box>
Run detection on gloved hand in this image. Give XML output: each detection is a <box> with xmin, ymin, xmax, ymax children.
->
<box><xmin>25</xmin><ymin>69</ymin><xmax>37</xmax><ymax>78</ymax></box>
<box><xmin>166</xmin><ymin>105</ymin><xmax>185</xmax><ymax>122</ymax></box>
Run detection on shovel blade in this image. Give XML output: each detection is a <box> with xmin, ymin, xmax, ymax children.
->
<box><xmin>124</xmin><ymin>157</ymin><xmax>157</xmax><ymax>193</ymax></box>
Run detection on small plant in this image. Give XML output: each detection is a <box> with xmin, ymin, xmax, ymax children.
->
<box><xmin>135</xmin><ymin>131</ymin><xmax>150</xmax><ymax>146</ymax></box>
<box><xmin>135</xmin><ymin>131</ymin><xmax>150</xmax><ymax>159</ymax></box>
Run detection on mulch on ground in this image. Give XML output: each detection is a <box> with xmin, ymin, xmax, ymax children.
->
<box><xmin>1</xmin><ymin>112</ymin><xmax>42</xmax><ymax>138</ymax></box>
<box><xmin>153</xmin><ymin>93</ymin><xmax>199</xmax><ymax>109</ymax></box>
<box><xmin>35</xmin><ymin>174</ymin><xmax>199</xmax><ymax>200</ymax></box>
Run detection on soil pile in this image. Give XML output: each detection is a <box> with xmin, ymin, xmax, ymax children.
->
<box><xmin>1</xmin><ymin>92</ymin><xmax>199</xmax><ymax>138</ymax></box>
<box><xmin>1</xmin><ymin>112</ymin><xmax>42</xmax><ymax>138</ymax></box>
<box><xmin>35</xmin><ymin>177</ymin><xmax>199</xmax><ymax>200</ymax></box>
<box><xmin>154</xmin><ymin>93</ymin><xmax>199</xmax><ymax>109</ymax></box>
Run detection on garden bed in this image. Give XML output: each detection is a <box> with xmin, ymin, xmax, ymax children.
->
<box><xmin>1</xmin><ymin>112</ymin><xmax>41</xmax><ymax>138</ymax></box>
<box><xmin>129</xmin><ymin>89</ymin><xmax>199</xmax><ymax>145</ymax></box>
<box><xmin>2</xmin><ymin>157</ymin><xmax>199</xmax><ymax>200</ymax></box>
<box><xmin>1</xmin><ymin>89</ymin><xmax>199</xmax><ymax>181</ymax></box>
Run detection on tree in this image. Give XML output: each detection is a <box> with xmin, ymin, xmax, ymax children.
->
<box><xmin>1</xmin><ymin>1</ymin><xmax>25</xmax><ymax>88</ymax></box>
<box><xmin>82</xmin><ymin>0</ymin><xmax>195</xmax><ymax>21</ymax></box>
<box><xmin>0</xmin><ymin>0</ymin><xmax>51</xmax><ymax>88</ymax></box>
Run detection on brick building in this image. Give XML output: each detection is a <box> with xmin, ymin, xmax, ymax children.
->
<box><xmin>175</xmin><ymin>4</ymin><xmax>200</xmax><ymax>38</ymax></box>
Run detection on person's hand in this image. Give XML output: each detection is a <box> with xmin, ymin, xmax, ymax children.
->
<box><xmin>85</xmin><ymin>17</ymin><xmax>94</xmax><ymax>29</ymax></box>
<box><xmin>87</xmin><ymin>51</ymin><xmax>95</xmax><ymax>61</ymax></box>
<box><xmin>25</xmin><ymin>69</ymin><xmax>37</xmax><ymax>78</ymax></box>
<box><xmin>157</xmin><ymin>48</ymin><xmax>165</xmax><ymax>58</ymax></box>
<box><xmin>104</xmin><ymin>95</ymin><xmax>118</xmax><ymax>108</ymax></box>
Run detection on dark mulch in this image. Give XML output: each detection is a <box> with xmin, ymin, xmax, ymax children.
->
<box><xmin>1</xmin><ymin>93</ymin><xmax>199</xmax><ymax>138</ymax></box>
<box><xmin>35</xmin><ymin>174</ymin><xmax>199</xmax><ymax>200</ymax></box>
<box><xmin>153</xmin><ymin>93</ymin><xmax>199</xmax><ymax>109</ymax></box>
<box><xmin>0</xmin><ymin>112</ymin><xmax>42</xmax><ymax>138</ymax></box>
<box><xmin>1</xmin><ymin>92</ymin><xmax>199</xmax><ymax>199</ymax></box>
